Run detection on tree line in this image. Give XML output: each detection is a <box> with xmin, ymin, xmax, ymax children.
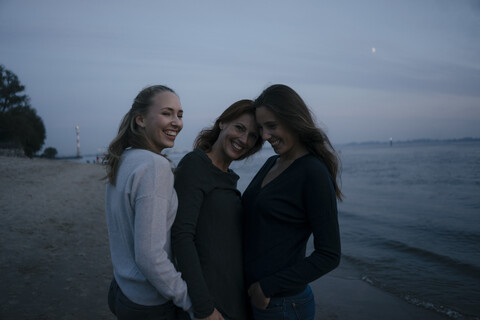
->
<box><xmin>0</xmin><ymin>64</ymin><xmax>54</xmax><ymax>158</ymax></box>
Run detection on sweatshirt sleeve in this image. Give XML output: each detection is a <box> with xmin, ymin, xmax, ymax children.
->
<box><xmin>133</xmin><ymin>157</ymin><xmax>192</xmax><ymax>312</ymax></box>
<box><xmin>259</xmin><ymin>161</ymin><xmax>341</xmax><ymax>297</ymax></box>
<box><xmin>172</xmin><ymin>153</ymin><xmax>215</xmax><ymax>319</ymax></box>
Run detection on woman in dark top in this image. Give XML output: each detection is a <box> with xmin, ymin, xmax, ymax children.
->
<box><xmin>243</xmin><ymin>84</ymin><xmax>343</xmax><ymax>320</ymax></box>
<box><xmin>172</xmin><ymin>100</ymin><xmax>263</xmax><ymax>320</ymax></box>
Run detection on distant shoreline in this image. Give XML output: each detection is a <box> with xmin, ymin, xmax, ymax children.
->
<box><xmin>339</xmin><ymin>136</ymin><xmax>480</xmax><ymax>147</ymax></box>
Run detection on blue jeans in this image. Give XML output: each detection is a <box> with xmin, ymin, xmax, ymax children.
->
<box><xmin>251</xmin><ymin>285</ymin><xmax>315</xmax><ymax>320</ymax></box>
<box><xmin>108</xmin><ymin>278</ymin><xmax>178</xmax><ymax>320</ymax></box>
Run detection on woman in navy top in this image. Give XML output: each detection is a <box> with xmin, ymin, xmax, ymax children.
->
<box><xmin>243</xmin><ymin>84</ymin><xmax>343</xmax><ymax>320</ymax></box>
<box><xmin>173</xmin><ymin>100</ymin><xmax>263</xmax><ymax>320</ymax></box>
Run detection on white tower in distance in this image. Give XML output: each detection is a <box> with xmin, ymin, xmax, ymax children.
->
<box><xmin>75</xmin><ymin>125</ymin><xmax>81</xmax><ymax>157</ymax></box>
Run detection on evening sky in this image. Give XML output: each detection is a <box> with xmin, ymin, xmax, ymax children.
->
<box><xmin>1</xmin><ymin>0</ymin><xmax>479</xmax><ymax>155</ymax></box>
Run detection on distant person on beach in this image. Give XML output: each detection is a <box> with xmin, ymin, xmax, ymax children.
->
<box><xmin>103</xmin><ymin>85</ymin><xmax>192</xmax><ymax>320</ymax></box>
<box><xmin>172</xmin><ymin>100</ymin><xmax>263</xmax><ymax>320</ymax></box>
<box><xmin>243</xmin><ymin>84</ymin><xmax>342</xmax><ymax>320</ymax></box>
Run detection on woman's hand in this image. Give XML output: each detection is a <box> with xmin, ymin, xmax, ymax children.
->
<box><xmin>196</xmin><ymin>308</ymin><xmax>224</xmax><ymax>320</ymax></box>
<box><xmin>248</xmin><ymin>282</ymin><xmax>270</xmax><ymax>310</ymax></box>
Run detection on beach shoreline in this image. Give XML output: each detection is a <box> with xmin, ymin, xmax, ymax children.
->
<box><xmin>0</xmin><ymin>156</ymin><xmax>448</xmax><ymax>319</ymax></box>
<box><xmin>312</xmin><ymin>264</ymin><xmax>448</xmax><ymax>320</ymax></box>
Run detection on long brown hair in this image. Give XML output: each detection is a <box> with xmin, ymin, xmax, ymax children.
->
<box><xmin>103</xmin><ymin>85</ymin><xmax>176</xmax><ymax>185</ymax></box>
<box><xmin>253</xmin><ymin>84</ymin><xmax>343</xmax><ymax>200</ymax></box>
<box><xmin>194</xmin><ymin>99</ymin><xmax>263</xmax><ymax>160</ymax></box>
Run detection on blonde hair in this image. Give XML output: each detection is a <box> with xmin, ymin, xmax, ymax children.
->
<box><xmin>103</xmin><ymin>85</ymin><xmax>176</xmax><ymax>185</ymax></box>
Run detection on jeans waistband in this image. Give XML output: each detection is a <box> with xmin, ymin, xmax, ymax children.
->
<box><xmin>270</xmin><ymin>285</ymin><xmax>312</xmax><ymax>303</ymax></box>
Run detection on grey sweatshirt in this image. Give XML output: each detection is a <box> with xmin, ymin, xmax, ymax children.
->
<box><xmin>105</xmin><ymin>148</ymin><xmax>192</xmax><ymax>311</ymax></box>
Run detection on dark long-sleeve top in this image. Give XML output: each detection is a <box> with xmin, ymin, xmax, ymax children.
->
<box><xmin>242</xmin><ymin>153</ymin><xmax>341</xmax><ymax>298</ymax></box>
<box><xmin>172</xmin><ymin>149</ymin><xmax>249</xmax><ymax>320</ymax></box>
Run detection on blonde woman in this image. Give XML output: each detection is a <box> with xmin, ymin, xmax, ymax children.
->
<box><xmin>104</xmin><ymin>85</ymin><xmax>192</xmax><ymax>320</ymax></box>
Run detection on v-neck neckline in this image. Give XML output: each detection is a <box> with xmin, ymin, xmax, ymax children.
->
<box><xmin>259</xmin><ymin>153</ymin><xmax>310</xmax><ymax>190</ymax></box>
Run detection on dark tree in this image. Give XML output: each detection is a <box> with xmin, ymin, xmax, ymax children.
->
<box><xmin>42</xmin><ymin>147</ymin><xmax>58</xmax><ymax>159</ymax></box>
<box><xmin>0</xmin><ymin>65</ymin><xmax>30</xmax><ymax>111</ymax></box>
<box><xmin>0</xmin><ymin>65</ymin><xmax>46</xmax><ymax>157</ymax></box>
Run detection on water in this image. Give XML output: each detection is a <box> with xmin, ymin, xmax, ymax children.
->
<box><xmin>335</xmin><ymin>141</ymin><xmax>480</xmax><ymax>319</ymax></box>
<box><xmin>210</xmin><ymin>141</ymin><xmax>479</xmax><ymax>320</ymax></box>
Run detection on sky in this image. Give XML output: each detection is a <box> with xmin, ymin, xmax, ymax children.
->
<box><xmin>1</xmin><ymin>0</ymin><xmax>479</xmax><ymax>156</ymax></box>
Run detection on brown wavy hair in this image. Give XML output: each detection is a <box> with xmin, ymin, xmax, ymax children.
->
<box><xmin>103</xmin><ymin>85</ymin><xmax>176</xmax><ymax>185</ymax></box>
<box><xmin>253</xmin><ymin>84</ymin><xmax>343</xmax><ymax>200</ymax></box>
<box><xmin>194</xmin><ymin>99</ymin><xmax>264</xmax><ymax>160</ymax></box>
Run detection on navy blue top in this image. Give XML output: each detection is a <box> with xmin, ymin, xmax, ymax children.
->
<box><xmin>242</xmin><ymin>153</ymin><xmax>341</xmax><ymax>298</ymax></box>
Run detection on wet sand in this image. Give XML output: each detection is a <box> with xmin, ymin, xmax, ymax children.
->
<box><xmin>0</xmin><ymin>156</ymin><xmax>447</xmax><ymax>319</ymax></box>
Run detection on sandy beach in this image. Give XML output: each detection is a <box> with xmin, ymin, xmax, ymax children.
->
<box><xmin>0</xmin><ymin>156</ymin><xmax>447</xmax><ymax>319</ymax></box>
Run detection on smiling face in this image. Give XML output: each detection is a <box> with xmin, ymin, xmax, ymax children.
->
<box><xmin>255</xmin><ymin>106</ymin><xmax>303</xmax><ymax>158</ymax></box>
<box><xmin>216</xmin><ymin>113</ymin><xmax>259</xmax><ymax>161</ymax></box>
<box><xmin>135</xmin><ymin>91</ymin><xmax>183</xmax><ymax>152</ymax></box>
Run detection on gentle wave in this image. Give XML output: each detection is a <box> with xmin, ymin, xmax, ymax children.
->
<box><xmin>403</xmin><ymin>295</ymin><xmax>480</xmax><ymax>320</ymax></box>
<box><xmin>380</xmin><ymin>239</ymin><xmax>480</xmax><ymax>279</ymax></box>
<box><xmin>342</xmin><ymin>255</ymin><xmax>478</xmax><ymax>320</ymax></box>
<box><xmin>361</xmin><ymin>272</ymin><xmax>479</xmax><ymax>320</ymax></box>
